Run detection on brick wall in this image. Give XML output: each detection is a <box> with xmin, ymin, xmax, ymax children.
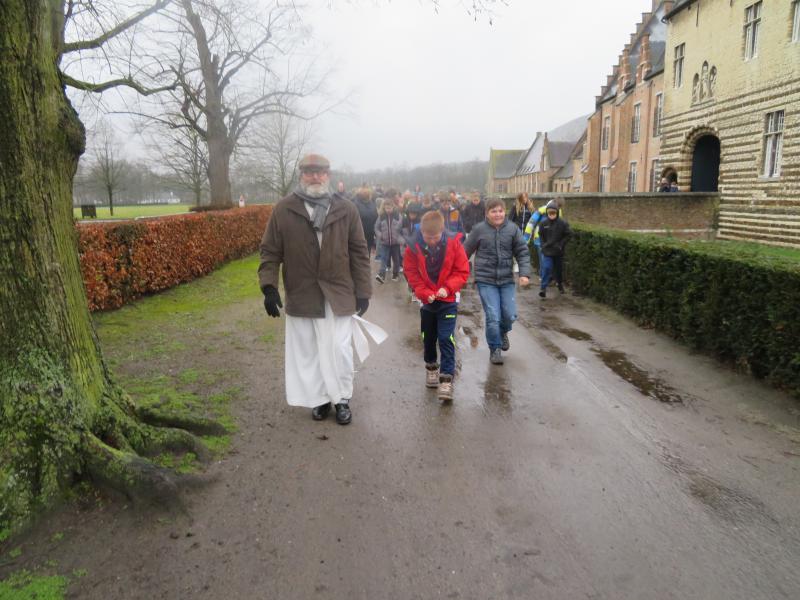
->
<box><xmin>527</xmin><ymin>192</ymin><xmax>719</xmax><ymax>238</ymax></box>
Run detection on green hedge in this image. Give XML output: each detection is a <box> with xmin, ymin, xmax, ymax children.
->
<box><xmin>567</xmin><ymin>225</ymin><xmax>800</xmax><ymax>398</ymax></box>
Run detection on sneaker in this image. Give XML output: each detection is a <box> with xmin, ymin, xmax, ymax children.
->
<box><xmin>391</xmin><ymin>275</ymin><xmax>399</xmax><ymax>282</ymax></box>
<box><xmin>501</xmin><ymin>332</ymin><xmax>510</xmax><ymax>352</ymax></box>
<box><xmin>425</xmin><ymin>364</ymin><xmax>440</xmax><ymax>388</ymax></box>
<box><xmin>375</xmin><ymin>273</ymin><xmax>385</xmax><ymax>284</ymax></box>
<box><xmin>557</xmin><ymin>283</ymin><xmax>565</xmax><ymax>293</ymax></box>
<box><xmin>539</xmin><ymin>289</ymin><xmax>546</xmax><ymax>299</ymax></box>
<box><xmin>335</xmin><ymin>400</ymin><xmax>352</xmax><ymax>425</ymax></box>
<box><xmin>438</xmin><ymin>375</ymin><xmax>454</xmax><ymax>402</ymax></box>
<box><xmin>490</xmin><ymin>348</ymin><xmax>504</xmax><ymax>365</ymax></box>
<box><xmin>311</xmin><ymin>402</ymin><xmax>332</xmax><ymax>421</ymax></box>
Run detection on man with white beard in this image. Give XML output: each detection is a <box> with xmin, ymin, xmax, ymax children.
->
<box><xmin>258</xmin><ymin>154</ymin><xmax>372</xmax><ymax>424</ymax></box>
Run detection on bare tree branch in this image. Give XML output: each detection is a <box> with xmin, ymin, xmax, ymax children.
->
<box><xmin>62</xmin><ymin>73</ymin><xmax>176</xmax><ymax>96</ymax></box>
<box><xmin>62</xmin><ymin>0</ymin><xmax>173</xmax><ymax>53</ymax></box>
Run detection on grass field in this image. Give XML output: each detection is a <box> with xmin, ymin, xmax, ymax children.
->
<box><xmin>73</xmin><ymin>204</ymin><xmax>192</xmax><ymax>220</ymax></box>
<box><xmin>701</xmin><ymin>239</ymin><xmax>800</xmax><ymax>262</ymax></box>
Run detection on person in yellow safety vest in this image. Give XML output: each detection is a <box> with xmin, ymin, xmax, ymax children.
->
<box><xmin>524</xmin><ymin>198</ymin><xmax>564</xmax><ymax>278</ymax></box>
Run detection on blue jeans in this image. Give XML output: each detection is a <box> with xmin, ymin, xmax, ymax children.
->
<box><xmin>476</xmin><ymin>282</ymin><xmax>517</xmax><ymax>351</ymax></box>
<box><xmin>540</xmin><ymin>255</ymin><xmax>564</xmax><ymax>290</ymax></box>
<box><xmin>420</xmin><ymin>301</ymin><xmax>458</xmax><ymax>375</ymax></box>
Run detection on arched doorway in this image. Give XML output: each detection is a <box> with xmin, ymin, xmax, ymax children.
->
<box><xmin>691</xmin><ymin>135</ymin><xmax>720</xmax><ymax>192</ymax></box>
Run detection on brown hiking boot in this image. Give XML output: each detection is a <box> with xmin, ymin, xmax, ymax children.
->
<box><xmin>438</xmin><ymin>375</ymin><xmax>454</xmax><ymax>402</ymax></box>
<box><xmin>425</xmin><ymin>363</ymin><xmax>439</xmax><ymax>388</ymax></box>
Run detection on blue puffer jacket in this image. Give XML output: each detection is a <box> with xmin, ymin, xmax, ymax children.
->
<box><xmin>464</xmin><ymin>219</ymin><xmax>531</xmax><ymax>285</ymax></box>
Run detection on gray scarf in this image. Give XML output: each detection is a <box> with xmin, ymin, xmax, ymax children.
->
<box><xmin>295</xmin><ymin>188</ymin><xmax>331</xmax><ymax>232</ymax></box>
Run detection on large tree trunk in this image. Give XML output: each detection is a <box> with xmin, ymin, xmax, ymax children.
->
<box><xmin>182</xmin><ymin>0</ymin><xmax>233</xmax><ymax>209</ymax></box>
<box><xmin>207</xmin><ymin>132</ymin><xmax>232</xmax><ymax>208</ymax></box>
<box><xmin>107</xmin><ymin>185</ymin><xmax>114</xmax><ymax>216</ymax></box>
<box><xmin>0</xmin><ymin>0</ymin><xmax>205</xmax><ymax>529</ymax></box>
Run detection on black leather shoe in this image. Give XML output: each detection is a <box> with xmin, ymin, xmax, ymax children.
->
<box><xmin>335</xmin><ymin>401</ymin><xmax>352</xmax><ymax>425</ymax></box>
<box><xmin>312</xmin><ymin>402</ymin><xmax>332</xmax><ymax>421</ymax></box>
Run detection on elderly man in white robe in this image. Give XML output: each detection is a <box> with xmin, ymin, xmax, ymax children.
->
<box><xmin>258</xmin><ymin>154</ymin><xmax>372</xmax><ymax>424</ymax></box>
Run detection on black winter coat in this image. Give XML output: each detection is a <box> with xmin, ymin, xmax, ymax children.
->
<box><xmin>354</xmin><ymin>198</ymin><xmax>378</xmax><ymax>241</ymax></box>
<box><xmin>461</xmin><ymin>202</ymin><xmax>485</xmax><ymax>233</ymax></box>
<box><xmin>538</xmin><ymin>216</ymin><xmax>572</xmax><ymax>257</ymax></box>
<box><xmin>464</xmin><ymin>220</ymin><xmax>531</xmax><ymax>285</ymax></box>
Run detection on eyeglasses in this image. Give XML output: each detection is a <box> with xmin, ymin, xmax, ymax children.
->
<box><xmin>301</xmin><ymin>169</ymin><xmax>329</xmax><ymax>177</ymax></box>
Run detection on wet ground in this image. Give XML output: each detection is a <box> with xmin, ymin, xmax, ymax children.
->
<box><xmin>5</xmin><ymin>266</ymin><xmax>800</xmax><ymax>599</ymax></box>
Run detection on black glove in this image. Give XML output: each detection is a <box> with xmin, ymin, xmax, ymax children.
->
<box><xmin>261</xmin><ymin>285</ymin><xmax>283</xmax><ymax>318</ymax></box>
<box><xmin>356</xmin><ymin>298</ymin><xmax>369</xmax><ymax>317</ymax></box>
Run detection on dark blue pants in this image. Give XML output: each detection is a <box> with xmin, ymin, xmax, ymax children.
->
<box><xmin>541</xmin><ymin>255</ymin><xmax>564</xmax><ymax>290</ymax></box>
<box><xmin>379</xmin><ymin>244</ymin><xmax>401</xmax><ymax>276</ymax></box>
<box><xmin>420</xmin><ymin>301</ymin><xmax>458</xmax><ymax>376</ymax></box>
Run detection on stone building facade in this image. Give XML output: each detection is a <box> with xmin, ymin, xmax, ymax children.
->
<box><xmin>486</xmin><ymin>149</ymin><xmax>525</xmax><ymax>196</ymax></box>
<box><xmin>582</xmin><ymin>1</ymin><xmax>672</xmax><ymax>194</ymax></box>
<box><xmin>509</xmin><ymin>115</ymin><xmax>587</xmax><ymax>195</ymax></box>
<box><xmin>661</xmin><ymin>0</ymin><xmax>800</xmax><ymax>246</ymax></box>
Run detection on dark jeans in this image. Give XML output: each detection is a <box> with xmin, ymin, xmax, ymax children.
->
<box><xmin>379</xmin><ymin>244</ymin><xmax>402</xmax><ymax>277</ymax></box>
<box><xmin>541</xmin><ymin>255</ymin><xmax>564</xmax><ymax>289</ymax></box>
<box><xmin>476</xmin><ymin>282</ymin><xmax>516</xmax><ymax>351</ymax></box>
<box><xmin>420</xmin><ymin>301</ymin><xmax>458</xmax><ymax>376</ymax></box>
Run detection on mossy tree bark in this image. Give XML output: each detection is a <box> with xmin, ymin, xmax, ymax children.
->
<box><xmin>0</xmin><ymin>0</ymin><xmax>205</xmax><ymax>529</ymax></box>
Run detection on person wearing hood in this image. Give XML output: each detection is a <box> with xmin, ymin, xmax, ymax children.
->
<box><xmin>524</xmin><ymin>197</ymin><xmax>564</xmax><ymax>278</ymax></box>
<box><xmin>258</xmin><ymin>154</ymin><xmax>372</xmax><ymax>425</ymax></box>
<box><xmin>537</xmin><ymin>199</ymin><xmax>571</xmax><ymax>299</ymax></box>
<box><xmin>404</xmin><ymin>211</ymin><xmax>470</xmax><ymax>402</ymax></box>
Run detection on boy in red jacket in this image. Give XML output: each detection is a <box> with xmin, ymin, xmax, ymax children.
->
<box><xmin>404</xmin><ymin>211</ymin><xmax>470</xmax><ymax>401</ymax></box>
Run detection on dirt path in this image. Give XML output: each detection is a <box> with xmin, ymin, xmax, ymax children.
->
<box><xmin>3</xmin><ymin>258</ymin><xmax>800</xmax><ymax>599</ymax></box>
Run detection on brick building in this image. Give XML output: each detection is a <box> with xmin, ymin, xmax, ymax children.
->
<box><xmin>660</xmin><ymin>0</ymin><xmax>800</xmax><ymax>246</ymax></box>
<box><xmin>582</xmin><ymin>1</ymin><xmax>672</xmax><ymax>194</ymax></box>
<box><xmin>508</xmin><ymin>115</ymin><xmax>587</xmax><ymax>195</ymax></box>
<box><xmin>552</xmin><ymin>131</ymin><xmax>587</xmax><ymax>193</ymax></box>
<box><xmin>486</xmin><ymin>148</ymin><xmax>525</xmax><ymax>195</ymax></box>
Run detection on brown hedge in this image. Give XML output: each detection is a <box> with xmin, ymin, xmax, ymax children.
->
<box><xmin>77</xmin><ymin>206</ymin><xmax>272</xmax><ymax>311</ymax></box>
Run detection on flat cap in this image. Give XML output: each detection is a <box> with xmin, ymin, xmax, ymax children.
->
<box><xmin>298</xmin><ymin>153</ymin><xmax>330</xmax><ymax>171</ymax></box>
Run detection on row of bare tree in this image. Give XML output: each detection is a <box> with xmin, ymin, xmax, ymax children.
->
<box><xmin>65</xmin><ymin>0</ymin><xmax>321</xmax><ymax>211</ymax></box>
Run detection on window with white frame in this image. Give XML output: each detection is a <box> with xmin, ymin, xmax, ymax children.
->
<box><xmin>631</xmin><ymin>103</ymin><xmax>642</xmax><ymax>143</ymax></box>
<box><xmin>744</xmin><ymin>2</ymin><xmax>762</xmax><ymax>60</ymax></box>
<box><xmin>793</xmin><ymin>0</ymin><xmax>800</xmax><ymax>42</ymax></box>
<box><xmin>653</xmin><ymin>93</ymin><xmax>664</xmax><ymax>137</ymax></box>
<box><xmin>651</xmin><ymin>158</ymin><xmax>661</xmax><ymax>191</ymax></box>
<box><xmin>673</xmin><ymin>43</ymin><xmax>685</xmax><ymax>87</ymax></box>
<box><xmin>601</xmin><ymin>116</ymin><xmax>611</xmax><ymax>151</ymax></box>
<box><xmin>628</xmin><ymin>162</ymin><xmax>638</xmax><ymax>192</ymax></box>
<box><xmin>600</xmin><ymin>167</ymin><xmax>609</xmax><ymax>192</ymax></box>
<box><xmin>763</xmin><ymin>110</ymin><xmax>784</xmax><ymax>177</ymax></box>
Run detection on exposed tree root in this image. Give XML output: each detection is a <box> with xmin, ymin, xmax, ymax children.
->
<box><xmin>84</xmin><ymin>436</ymin><xmax>181</xmax><ymax>507</ymax></box>
<box><xmin>142</xmin><ymin>425</ymin><xmax>212</xmax><ymax>463</ymax></box>
<box><xmin>136</xmin><ymin>406</ymin><xmax>229</xmax><ymax>437</ymax></box>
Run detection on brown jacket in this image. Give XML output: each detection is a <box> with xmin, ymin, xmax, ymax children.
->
<box><xmin>258</xmin><ymin>193</ymin><xmax>372</xmax><ymax>318</ymax></box>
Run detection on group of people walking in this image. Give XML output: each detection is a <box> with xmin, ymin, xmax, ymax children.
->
<box><xmin>258</xmin><ymin>155</ymin><xmax>572</xmax><ymax>422</ymax></box>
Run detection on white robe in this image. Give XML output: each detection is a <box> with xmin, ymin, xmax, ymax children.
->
<box><xmin>283</xmin><ymin>200</ymin><xmax>354</xmax><ymax>409</ymax></box>
<box><xmin>285</xmin><ymin>303</ymin><xmax>354</xmax><ymax>408</ymax></box>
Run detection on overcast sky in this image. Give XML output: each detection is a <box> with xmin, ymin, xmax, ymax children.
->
<box><xmin>300</xmin><ymin>0</ymin><xmax>655</xmax><ymax>171</ymax></box>
<box><xmin>72</xmin><ymin>0</ymin><xmax>656</xmax><ymax>172</ymax></box>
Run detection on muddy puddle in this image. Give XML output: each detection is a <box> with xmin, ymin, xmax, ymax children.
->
<box><xmin>591</xmin><ymin>348</ymin><xmax>686</xmax><ymax>404</ymax></box>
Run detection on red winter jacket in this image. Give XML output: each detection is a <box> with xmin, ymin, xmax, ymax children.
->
<box><xmin>403</xmin><ymin>231</ymin><xmax>470</xmax><ymax>304</ymax></box>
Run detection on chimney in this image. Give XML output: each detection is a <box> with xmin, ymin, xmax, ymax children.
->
<box><xmin>619</xmin><ymin>47</ymin><xmax>632</xmax><ymax>89</ymax></box>
<box><xmin>640</xmin><ymin>33</ymin><xmax>651</xmax><ymax>80</ymax></box>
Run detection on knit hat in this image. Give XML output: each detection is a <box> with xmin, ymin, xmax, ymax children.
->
<box><xmin>546</xmin><ymin>200</ymin><xmax>559</xmax><ymax>212</ymax></box>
